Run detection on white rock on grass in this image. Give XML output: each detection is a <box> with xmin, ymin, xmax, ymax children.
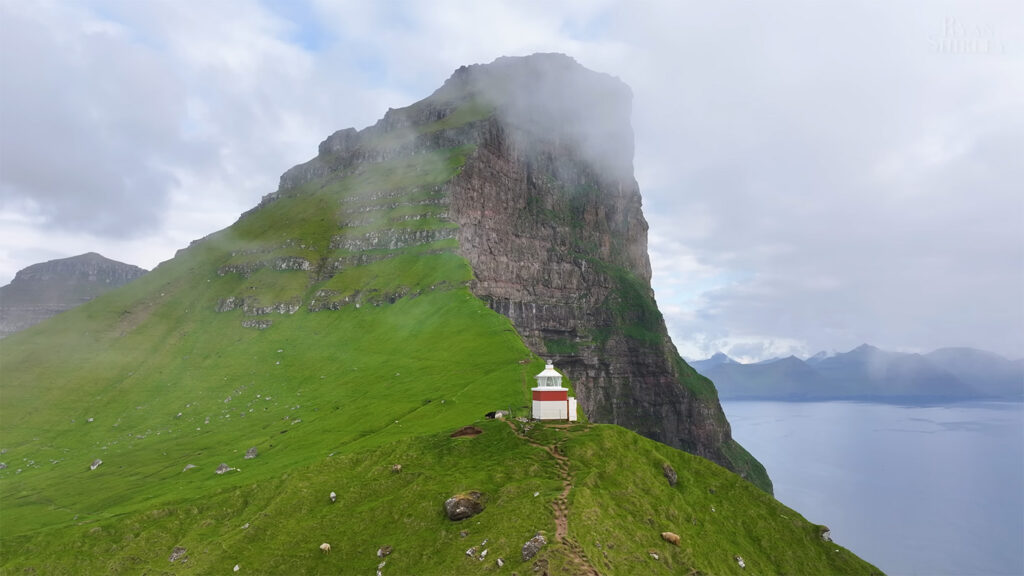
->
<box><xmin>215</xmin><ymin>463</ymin><xmax>237</xmax><ymax>474</ymax></box>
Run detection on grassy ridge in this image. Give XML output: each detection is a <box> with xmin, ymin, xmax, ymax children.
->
<box><xmin>1</xmin><ymin>418</ymin><xmax>880</xmax><ymax>575</ymax></box>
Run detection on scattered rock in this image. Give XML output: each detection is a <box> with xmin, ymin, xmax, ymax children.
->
<box><xmin>521</xmin><ymin>533</ymin><xmax>546</xmax><ymax>562</ymax></box>
<box><xmin>233</xmin><ymin>564</ymin><xmax>240</xmax><ymax>572</ymax></box>
<box><xmin>215</xmin><ymin>463</ymin><xmax>233</xmax><ymax>474</ymax></box>
<box><xmin>182</xmin><ymin>464</ymin><xmax>197</xmax><ymax>472</ymax></box>
<box><xmin>708</xmin><ymin>487</ymin><xmax>716</xmax><ymax>495</ymax></box>
<box><xmin>648</xmin><ymin>550</ymin><xmax>660</xmax><ymax>560</ymax></box>
<box><xmin>329</xmin><ymin>491</ymin><xmax>337</xmax><ymax>503</ymax></box>
<box><xmin>533</xmin><ymin>491</ymin><xmax>539</xmax><ymax>497</ymax></box>
<box><xmin>391</xmin><ymin>463</ymin><xmax>402</xmax><ymax>473</ymax></box>
<box><xmin>0</xmin><ymin>463</ymin><xmax>6</xmax><ymax>470</ymax></box>
<box><xmin>466</xmin><ymin>546</ymin><xmax>477</xmax><ymax>557</ymax></box>
<box><xmin>241</xmin><ymin>319</ymin><xmax>271</xmax><ymax>330</ymax></box>
<box><xmin>735</xmin><ymin>555</ymin><xmax>746</xmax><ymax>569</ymax></box>
<box><xmin>661</xmin><ymin>532</ymin><xmax>680</xmax><ymax>546</ymax></box>
<box><xmin>819</xmin><ymin>526</ymin><xmax>833</xmax><ymax>542</ymax></box>
<box><xmin>497</xmin><ymin>558</ymin><xmax>504</xmax><ymax>567</ymax></box>
<box><xmin>444</xmin><ymin>491</ymin><xmax>484</xmax><ymax>521</ymax></box>
<box><xmin>479</xmin><ymin>549</ymin><xmax>488</xmax><ymax>560</ymax></box>
<box><xmin>459</xmin><ymin>530</ymin><xmax>469</xmax><ymax>538</ymax></box>
<box><xmin>87</xmin><ymin>417</ymin><xmax>94</xmax><ymax>423</ymax></box>
<box><xmin>377</xmin><ymin>545</ymin><xmax>392</xmax><ymax>557</ymax></box>
<box><xmin>244</xmin><ymin>447</ymin><xmax>258</xmax><ymax>459</ymax></box>
<box><xmin>662</xmin><ymin>463</ymin><xmax>678</xmax><ymax>487</ymax></box>
<box><xmin>89</xmin><ymin>459</ymin><xmax>102</xmax><ymax>471</ymax></box>
<box><xmin>450</xmin><ymin>426</ymin><xmax>483</xmax><ymax>438</ymax></box>
<box><xmin>168</xmin><ymin>546</ymin><xmax>187</xmax><ymax>563</ymax></box>
<box><xmin>241</xmin><ymin>523</ymin><xmax>249</xmax><ymax>529</ymax></box>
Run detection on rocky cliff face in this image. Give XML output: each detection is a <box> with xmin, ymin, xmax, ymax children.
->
<box><xmin>0</xmin><ymin>252</ymin><xmax>147</xmax><ymax>338</ymax></box>
<box><xmin>271</xmin><ymin>54</ymin><xmax>770</xmax><ymax>491</ymax></box>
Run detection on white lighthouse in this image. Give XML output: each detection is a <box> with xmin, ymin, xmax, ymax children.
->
<box><xmin>531</xmin><ymin>360</ymin><xmax>578</xmax><ymax>421</ymax></box>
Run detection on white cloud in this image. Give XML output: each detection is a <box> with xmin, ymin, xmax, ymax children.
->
<box><xmin>1</xmin><ymin>1</ymin><xmax>1021</xmax><ymax>360</ymax></box>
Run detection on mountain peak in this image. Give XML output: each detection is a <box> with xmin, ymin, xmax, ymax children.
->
<box><xmin>848</xmin><ymin>343</ymin><xmax>883</xmax><ymax>356</ymax></box>
<box><xmin>0</xmin><ymin>252</ymin><xmax>146</xmax><ymax>338</ymax></box>
<box><xmin>276</xmin><ymin>53</ymin><xmax>635</xmax><ymax>196</ymax></box>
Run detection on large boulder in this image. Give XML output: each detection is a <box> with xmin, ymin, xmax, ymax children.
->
<box><xmin>521</xmin><ymin>533</ymin><xmax>547</xmax><ymax>562</ymax></box>
<box><xmin>444</xmin><ymin>491</ymin><xmax>484</xmax><ymax>521</ymax></box>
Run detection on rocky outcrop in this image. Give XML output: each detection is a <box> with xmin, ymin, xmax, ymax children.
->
<box><xmin>0</xmin><ymin>252</ymin><xmax>146</xmax><ymax>338</ymax></box>
<box><xmin>168</xmin><ymin>546</ymin><xmax>188</xmax><ymax>563</ymax></box>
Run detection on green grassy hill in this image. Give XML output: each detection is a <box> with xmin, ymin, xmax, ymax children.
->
<box><xmin>1</xmin><ymin>80</ymin><xmax>880</xmax><ymax>575</ymax></box>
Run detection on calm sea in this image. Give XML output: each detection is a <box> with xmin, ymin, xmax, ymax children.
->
<box><xmin>721</xmin><ymin>401</ymin><xmax>1024</xmax><ymax>576</ymax></box>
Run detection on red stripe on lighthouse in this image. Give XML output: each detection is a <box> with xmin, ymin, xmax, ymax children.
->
<box><xmin>532</xmin><ymin>390</ymin><xmax>568</xmax><ymax>401</ymax></box>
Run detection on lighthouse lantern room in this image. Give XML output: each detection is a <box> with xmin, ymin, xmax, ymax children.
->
<box><xmin>532</xmin><ymin>360</ymin><xmax>578</xmax><ymax>421</ymax></box>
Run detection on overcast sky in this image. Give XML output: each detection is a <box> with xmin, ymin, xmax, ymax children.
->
<box><xmin>1</xmin><ymin>1</ymin><xmax>1021</xmax><ymax>361</ymax></box>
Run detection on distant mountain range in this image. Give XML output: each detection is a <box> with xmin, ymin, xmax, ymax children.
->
<box><xmin>692</xmin><ymin>344</ymin><xmax>1024</xmax><ymax>402</ymax></box>
<box><xmin>0</xmin><ymin>252</ymin><xmax>146</xmax><ymax>338</ymax></box>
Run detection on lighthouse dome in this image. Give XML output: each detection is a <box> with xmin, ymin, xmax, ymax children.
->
<box><xmin>535</xmin><ymin>361</ymin><xmax>563</xmax><ymax>388</ymax></box>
